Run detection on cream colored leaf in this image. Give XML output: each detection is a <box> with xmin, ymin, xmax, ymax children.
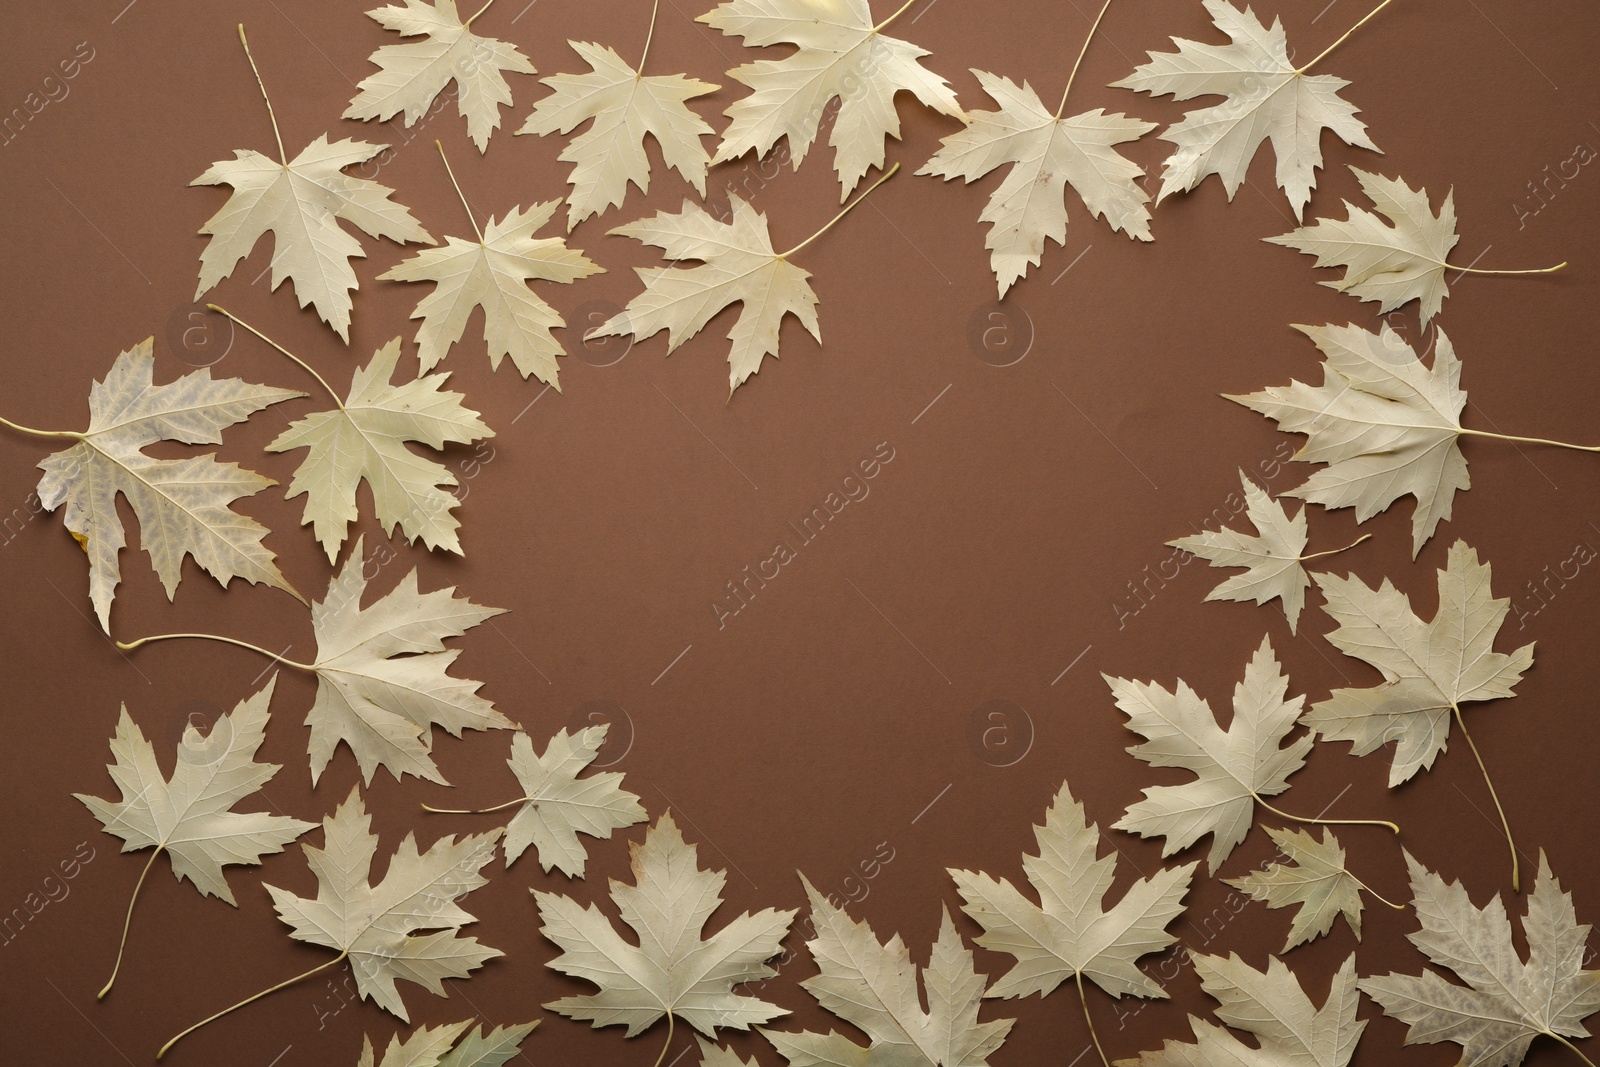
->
<box><xmin>1305</xmin><ymin>540</ymin><xmax>1533</xmax><ymax>786</ymax></box>
<box><xmin>763</xmin><ymin>876</ymin><xmax>1014</xmax><ymax>1066</ymax></box>
<box><xmin>266</xmin><ymin>786</ymin><xmax>503</xmax><ymax>1022</ymax></box>
<box><xmin>1267</xmin><ymin>167</ymin><xmax>1459</xmax><ymax>324</ymax></box>
<box><xmin>306</xmin><ymin>539</ymin><xmax>513</xmax><ymax>787</ymax></box>
<box><xmin>33</xmin><ymin>338</ymin><xmax>304</xmax><ymax>632</ymax></box>
<box><xmin>1107</xmin><ymin>635</ymin><xmax>1312</xmax><ymax>874</ymax></box>
<box><xmin>1225</xmin><ymin>826</ymin><xmax>1363</xmax><ymax>951</ymax></box>
<box><xmin>948</xmin><ymin>780</ymin><xmax>1196</xmax><ymax>1002</ymax></box>
<box><xmin>74</xmin><ymin>677</ymin><xmax>315</xmax><ymax>907</ymax></box>
<box><xmin>695</xmin><ymin>1038</ymin><xmax>764</xmax><ymax>1067</ymax></box>
<box><xmin>588</xmin><ymin>196</ymin><xmax>820</xmax><ymax>396</ymax></box>
<box><xmin>1360</xmin><ymin>852</ymin><xmax>1600</xmax><ymax>1067</ymax></box>
<box><xmin>345</xmin><ymin>0</ymin><xmax>535</xmax><ymax>153</ymax></box>
<box><xmin>193</xmin><ymin>136</ymin><xmax>433</xmax><ymax>342</ymax></box>
<box><xmin>358</xmin><ymin>1018</ymin><xmax>538</xmax><ymax>1067</ymax></box>
<box><xmin>1226</xmin><ymin>322</ymin><xmax>1469</xmax><ymax>557</ymax></box>
<box><xmin>536</xmin><ymin>811</ymin><xmax>797</xmax><ymax>1038</ymax></box>
<box><xmin>1111</xmin><ymin>0</ymin><xmax>1378</xmax><ymax>220</ymax></box>
<box><xmin>699</xmin><ymin>0</ymin><xmax>964</xmax><ymax>200</ymax></box>
<box><xmin>1116</xmin><ymin>952</ymin><xmax>1366</xmax><ymax>1066</ymax></box>
<box><xmin>918</xmin><ymin>70</ymin><xmax>1156</xmax><ymax>297</ymax></box>
<box><xmin>517</xmin><ymin>40</ymin><xmax>719</xmax><ymax>231</ymax></box>
<box><xmin>379</xmin><ymin>200</ymin><xmax>603</xmax><ymax>388</ymax></box>
<box><xmin>1169</xmin><ymin>471</ymin><xmax>1310</xmax><ymax>633</ymax></box>
<box><xmin>500</xmin><ymin>724</ymin><xmax>646</xmax><ymax>876</ymax></box>
<box><xmin>266</xmin><ymin>338</ymin><xmax>493</xmax><ymax>562</ymax></box>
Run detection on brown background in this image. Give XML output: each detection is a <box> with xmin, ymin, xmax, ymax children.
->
<box><xmin>2</xmin><ymin>0</ymin><xmax>1598</xmax><ymax>1063</ymax></box>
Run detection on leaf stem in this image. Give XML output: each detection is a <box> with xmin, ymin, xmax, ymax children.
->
<box><xmin>1295</xmin><ymin>0</ymin><xmax>1398</xmax><ymax>75</ymax></box>
<box><xmin>1074</xmin><ymin>970</ymin><xmax>1111</xmax><ymax>1067</ymax></box>
<box><xmin>98</xmin><ymin>847</ymin><xmax>162</xmax><ymax>999</ymax></box>
<box><xmin>236</xmin><ymin>24</ymin><xmax>287</xmax><ymax>165</ymax></box>
<box><xmin>1459</xmin><ymin>427</ymin><xmax>1600</xmax><ymax>454</ymax></box>
<box><xmin>638</xmin><ymin>0</ymin><xmax>661</xmax><ymax>75</ymax></box>
<box><xmin>1452</xmin><ymin>704</ymin><xmax>1519</xmax><ymax>892</ymax></box>
<box><xmin>1549</xmin><ymin>1033</ymin><xmax>1600</xmax><ymax>1067</ymax></box>
<box><xmin>206</xmin><ymin>304</ymin><xmax>343</xmax><ymax>408</ymax></box>
<box><xmin>1444</xmin><ymin>259</ymin><xmax>1567</xmax><ymax>276</ymax></box>
<box><xmin>1344</xmin><ymin>869</ymin><xmax>1406</xmax><ymax>911</ymax></box>
<box><xmin>780</xmin><ymin>162</ymin><xmax>899</xmax><ymax>256</ymax></box>
<box><xmin>1253</xmin><ymin>793</ymin><xmax>1400</xmax><ymax>835</ymax></box>
<box><xmin>158</xmin><ymin>949</ymin><xmax>349</xmax><ymax>1059</ymax></box>
<box><xmin>872</xmin><ymin>0</ymin><xmax>924</xmax><ymax>34</ymax></box>
<box><xmin>651</xmin><ymin>1011</ymin><xmax>675</xmax><ymax>1067</ymax></box>
<box><xmin>1298</xmin><ymin>533</ymin><xmax>1371</xmax><ymax>562</ymax></box>
<box><xmin>116</xmin><ymin>632</ymin><xmax>315</xmax><ymax>672</ymax></box>
<box><xmin>436</xmin><ymin>140</ymin><xmax>484</xmax><ymax>242</ymax></box>
<box><xmin>1057</xmin><ymin>0</ymin><xmax>1115</xmax><ymax>119</ymax></box>
<box><xmin>422</xmin><ymin>796</ymin><xmax>529</xmax><ymax>815</ymax></box>
<box><xmin>464</xmin><ymin>0</ymin><xmax>498</xmax><ymax>27</ymax></box>
<box><xmin>0</xmin><ymin>415</ymin><xmax>83</xmax><ymax>440</ymax></box>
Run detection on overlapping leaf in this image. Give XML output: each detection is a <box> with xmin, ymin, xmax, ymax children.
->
<box><xmin>356</xmin><ymin>1018</ymin><xmax>537</xmax><ymax>1067</ymax></box>
<box><xmin>1225</xmin><ymin>827</ymin><xmax>1364</xmax><ymax>951</ymax></box>
<box><xmin>266</xmin><ymin>338</ymin><xmax>493</xmax><ymax>562</ymax></box>
<box><xmin>1107</xmin><ymin>635</ymin><xmax>1312</xmax><ymax>873</ymax></box>
<box><xmin>33</xmin><ymin>338</ymin><xmax>302</xmax><ymax>631</ymax></box>
<box><xmin>1169</xmin><ymin>471</ymin><xmax>1312</xmax><ymax>633</ymax></box>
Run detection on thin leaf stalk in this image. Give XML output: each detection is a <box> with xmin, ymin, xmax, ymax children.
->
<box><xmin>98</xmin><ymin>847</ymin><xmax>162</xmax><ymax>999</ymax></box>
<box><xmin>1295</xmin><ymin>0</ymin><xmax>1398</xmax><ymax>75</ymax></box>
<box><xmin>1451</xmin><ymin>703</ymin><xmax>1520</xmax><ymax>892</ymax></box>
<box><xmin>779</xmin><ymin>162</ymin><xmax>900</xmax><ymax>256</ymax></box>
<box><xmin>1298</xmin><ymin>533</ymin><xmax>1371</xmax><ymax>562</ymax></box>
<box><xmin>236</xmin><ymin>24</ymin><xmax>287</xmax><ymax>165</ymax></box>
<box><xmin>1253</xmin><ymin>792</ymin><xmax>1400</xmax><ymax>835</ymax></box>
<box><xmin>1074</xmin><ymin>970</ymin><xmax>1111</xmax><ymax>1067</ymax></box>
<box><xmin>1057</xmin><ymin>0</ymin><xmax>1116</xmax><ymax>118</ymax></box>
<box><xmin>206</xmin><ymin>304</ymin><xmax>343</xmax><ymax>409</ymax></box>
<box><xmin>422</xmin><ymin>796</ymin><xmax>529</xmax><ymax>815</ymax></box>
<box><xmin>158</xmin><ymin>949</ymin><xmax>350</xmax><ymax>1058</ymax></box>
<box><xmin>117</xmin><ymin>632</ymin><xmax>316</xmax><ymax>673</ymax></box>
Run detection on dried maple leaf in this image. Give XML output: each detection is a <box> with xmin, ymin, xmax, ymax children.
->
<box><xmin>195</xmin><ymin>28</ymin><xmax>434</xmax><ymax>341</ymax></box>
<box><xmin>304</xmin><ymin>539</ymin><xmax>512</xmax><ymax>786</ymax></box>
<box><xmin>536</xmin><ymin>811</ymin><xmax>797</xmax><ymax>1039</ymax></box>
<box><xmin>1117</xmin><ymin>951</ymin><xmax>1366</xmax><ymax>1066</ymax></box>
<box><xmin>763</xmin><ymin>875</ymin><xmax>1015</xmax><ymax>1066</ymax></box>
<box><xmin>425</xmin><ymin>724</ymin><xmax>646</xmax><ymax>876</ymax></box>
<box><xmin>948</xmin><ymin>781</ymin><xmax>1195</xmax><ymax>1059</ymax></box>
<box><xmin>161</xmin><ymin>787</ymin><xmax>503</xmax><ymax>1056</ymax></box>
<box><xmin>356</xmin><ymin>1019</ymin><xmax>537</xmax><ymax>1067</ymax></box>
<box><xmin>1111</xmin><ymin>0</ymin><xmax>1380</xmax><ymax>220</ymax></box>
<box><xmin>1106</xmin><ymin>636</ymin><xmax>1313</xmax><ymax>874</ymax></box>
<box><xmin>1361</xmin><ymin>851</ymin><xmax>1600</xmax><ymax>1067</ymax></box>
<box><xmin>517</xmin><ymin>18</ymin><xmax>720</xmax><ymax>231</ymax></box>
<box><xmin>1224</xmin><ymin>827</ymin><xmax>1369</xmax><ymax>951</ymax></box>
<box><xmin>919</xmin><ymin>70</ymin><xmax>1156</xmax><ymax>297</ymax></box>
<box><xmin>345</xmin><ymin>0</ymin><xmax>535</xmax><ymax>153</ymax></box>
<box><xmin>380</xmin><ymin>147</ymin><xmax>603</xmax><ymax>388</ymax></box>
<box><xmin>700</xmin><ymin>0</ymin><xmax>963</xmax><ymax>199</ymax></box>
<box><xmin>695</xmin><ymin>1039</ymin><xmax>762</xmax><ymax>1067</ymax></box>
<box><xmin>75</xmin><ymin>678</ymin><xmax>315</xmax><ymax>996</ymax></box>
<box><xmin>1307</xmin><ymin>540</ymin><xmax>1534</xmax><ymax>887</ymax></box>
<box><xmin>24</xmin><ymin>337</ymin><xmax>302</xmax><ymax>632</ymax></box>
<box><xmin>1227</xmin><ymin>322</ymin><xmax>1467</xmax><ymax>557</ymax></box>
<box><xmin>265</xmin><ymin>336</ymin><xmax>494</xmax><ymax>562</ymax></box>
<box><xmin>1267</xmin><ymin>166</ymin><xmax>1566</xmax><ymax>324</ymax></box>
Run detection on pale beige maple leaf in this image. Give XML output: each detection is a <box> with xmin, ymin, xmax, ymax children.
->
<box><xmin>356</xmin><ymin>1019</ymin><xmax>537</xmax><ymax>1067</ymax></box>
<box><xmin>918</xmin><ymin>70</ymin><xmax>1156</xmax><ymax>297</ymax></box>
<box><xmin>266</xmin><ymin>337</ymin><xmax>493</xmax><ymax>563</ymax></box>
<box><xmin>700</xmin><ymin>0</ymin><xmax>964</xmax><ymax>200</ymax></box>
<box><xmin>1267</xmin><ymin>167</ymin><xmax>1459</xmax><ymax>324</ymax></box>
<box><xmin>380</xmin><ymin>178</ymin><xmax>603</xmax><ymax>388</ymax></box>
<box><xmin>536</xmin><ymin>811</ymin><xmax>797</xmax><ymax>1038</ymax></box>
<box><xmin>195</xmin><ymin>28</ymin><xmax>434</xmax><ymax>342</ymax></box>
<box><xmin>1116</xmin><ymin>952</ymin><xmax>1366</xmax><ymax>1066</ymax></box>
<box><xmin>1111</xmin><ymin>0</ymin><xmax>1379</xmax><ymax>220</ymax></box>
<box><xmin>304</xmin><ymin>539</ymin><xmax>512</xmax><ymax>786</ymax></box>
<box><xmin>1224</xmin><ymin>826</ymin><xmax>1368</xmax><ymax>951</ymax></box>
<box><xmin>695</xmin><ymin>1038</ymin><xmax>763</xmax><ymax>1067</ymax></box>
<box><xmin>266</xmin><ymin>787</ymin><xmax>503</xmax><ymax>1021</ymax></box>
<box><xmin>588</xmin><ymin>195</ymin><xmax>821</xmax><ymax>396</ymax></box>
<box><xmin>947</xmin><ymin>781</ymin><xmax>1195</xmax><ymax>1055</ymax></box>
<box><xmin>517</xmin><ymin>34</ymin><xmax>719</xmax><ymax>231</ymax></box>
<box><xmin>30</xmin><ymin>337</ymin><xmax>303</xmax><ymax>632</ymax></box>
<box><xmin>1169</xmin><ymin>471</ymin><xmax>1314</xmax><ymax>633</ymax></box>
<box><xmin>498</xmin><ymin>725</ymin><xmax>645</xmax><ymax>876</ymax></box>
<box><xmin>1360</xmin><ymin>851</ymin><xmax>1600</xmax><ymax>1067</ymax></box>
<box><xmin>74</xmin><ymin>678</ymin><xmax>316</xmax><ymax>995</ymax></box>
<box><xmin>345</xmin><ymin>0</ymin><xmax>536</xmax><ymax>153</ymax></box>
<box><xmin>1306</xmin><ymin>539</ymin><xmax>1533</xmax><ymax>786</ymax></box>
<box><xmin>763</xmin><ymin>875</ymin><xmax>1014</xmax><ymax>1066</ymax></box>
<box><xmin>1106</xmin><ymin>635</ymin><xmax>1313</xmax><ymax>874</ymax></box>
<box><xmin>1226</xmin><ymin>322</ymin><xmax>1471</xmax><ymax>557</ymax></box>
